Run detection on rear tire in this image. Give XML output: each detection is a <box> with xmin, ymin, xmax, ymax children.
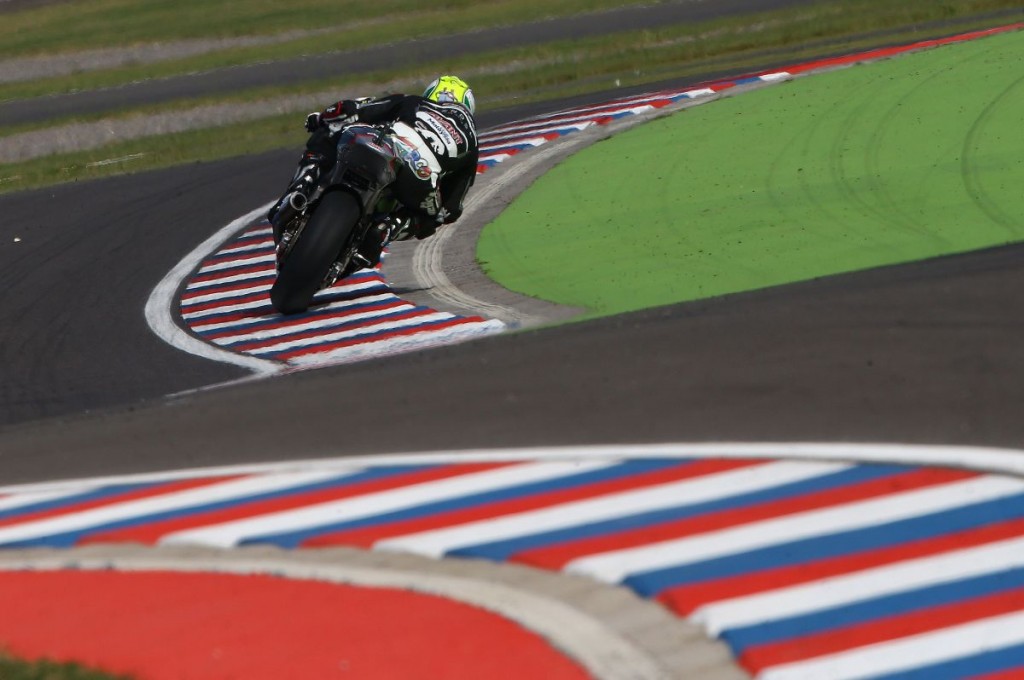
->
<box><xmin>270</xmin><ymin>191</ymin><xmax>361</xmax><ymax>315</ymax></box>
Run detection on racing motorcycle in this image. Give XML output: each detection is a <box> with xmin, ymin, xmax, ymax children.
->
<box><xmin>269</xmin><ymin>121</ymin><xmax>432</xmax><ymax>315</ymax></box>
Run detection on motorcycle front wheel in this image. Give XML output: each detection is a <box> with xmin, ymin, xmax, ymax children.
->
<box><xmin>270</xmin><ymin>191</ymin><xmax>360</xmax><ymax>315</ymax></box>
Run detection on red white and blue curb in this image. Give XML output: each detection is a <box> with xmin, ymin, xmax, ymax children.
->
<box><xmin>4</xmin><ymin>442</ymin><xmax>1024</xmax><ymax>679</ymax></box>
<box><xmin>147</xmin><ymin>23</ymin><xmax>1022</xmax><ymax>374</ymax></box>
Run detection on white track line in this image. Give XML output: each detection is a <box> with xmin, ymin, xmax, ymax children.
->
<box><xmin>144</xmin><ymin>201</ymin><xmax>282</xmax><ymax>374</ymax></box>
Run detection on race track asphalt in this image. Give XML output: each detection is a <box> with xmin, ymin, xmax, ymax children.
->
<box><xmin>1</xmin><ymin>211</ymin><xmax>1021</xmax><ymax>484</ymax></box>
<box><xmin>0</xmin><ymin>7</ymin><xmax>1022</xmax><ymax>485</ymax></box>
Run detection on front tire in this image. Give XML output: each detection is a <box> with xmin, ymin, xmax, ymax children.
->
<box><xmin>270</xmin><ymin>191</ymin><xmax>361</xmax><ymax>314</ymax></box>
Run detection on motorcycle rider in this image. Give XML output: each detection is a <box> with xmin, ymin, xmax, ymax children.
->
<box><xmin>268</xmin><ymin>75</ymin><xmax>479</xmax><ymax>268</ymax></box>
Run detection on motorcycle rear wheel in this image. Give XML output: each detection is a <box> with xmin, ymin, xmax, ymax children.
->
<box><xmin>270</xmin><ymin>191</ymin><xmax>360</xmax><ymax>315</ymax></box>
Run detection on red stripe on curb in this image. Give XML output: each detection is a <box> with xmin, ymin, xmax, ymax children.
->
<box><xmin>181</xmin><ymin>279</ymin><xmax>270</xmax><ymax>301</ymax></box>
<box><xmin>187</xmin><ymin>264</ymin><xmax>274</xmax><ymax>285</ymax></box>
<box><xmin>81</xmin><ymin>463</ymin><xmax>514</xmax><ymax>546</ymax></box>
<box><xmin>656</xmin><ymin>515</ymin><xmax>1024</xmax><ymax>618</ymax></box>
<box><xmin>511</xmin><ymin>468</ymin><xmax>977</xmax><ymax>570</ymax></box>
<box><xmin>0</xmin><ymin>476</ymin><xmax>246</xmax><ymax>530</ymax></box>
<box><xmin>272</xmin><ymin>316</ymin><xmax>484</xmax><ymax>361</ymax></box>
<box><xmin>230</xmin><ymin>306</ymin><xmax>430</xmax><ymax>353</ymax></box>
<box><xmin>304</xmin><ymin>459</ymin><xmax>765</xmax><ymax>549</ymax></box>
<box><xmin>201</xmin><ymin>300</ymin><xmax>409</xmax><ymax>342</ymax></box>
<box><xmin>969</xmin><ymin>669</ymin><xmax>1024</xmax><ymax>680</ymax></box>
<box><xmin>740</xmin><ymin>588</ymin><xmax>1024</xmax><ymax>672</ymax></box>
<box><xmin>181</xmin><ymin>291</ymin><xmax>268</xmax><ymax>313</ymax></box>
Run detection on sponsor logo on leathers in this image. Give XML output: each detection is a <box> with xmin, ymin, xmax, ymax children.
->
<box><xmin>416</xmin><ymin>111</ymin><xmax>460</xmax><ymax>158</ymax></box>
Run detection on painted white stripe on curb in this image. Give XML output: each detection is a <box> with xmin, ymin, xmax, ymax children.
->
<box><xmin>160</xmin><ymin>460</ymin><xmax>618</xmax><ymax>548</ymax></box>
<box><xmin>210</xmin><ymin>303</ymin><xmax>415</xmax><ymax>346</ymax></box>
<box><xmin>0</xmin><ymin>470</ymin><xmax>364</xmax><ymax>546</ymax></box>
<box><xmin>377</xmin><ymin>461</ymin><xmax>847</xmax><ymax>558</ymax></box>
<box><xmin>694</xmin><ymin>534</ymin><xmax>1024</xmax><ymax>636</ymax></box>
<box><xmin>245</xmin><ymin>311</ymin><xmax>454</xmax><ymax>355</ymax></box>
<box><xmin>197</xmin><ymin>252</ymin><xmax>276</xmax><ymax>274</ymax></box>
<box><xmin>758</xmin><ymin>610</ymin><xmax>1024</xmax><ymax>680</ymax></box>
<box><xmin>181</xmin><ymin>283</ymin><xmax>270</xmax><ymax>305</ymax></box>
<box><xmin>0</xmin><ymin>486</ymin><xmax>100</xmax><ymax>513</ymax></box>
<box><xmin>565</xmin><ymin>475</ymin><xmax>1024</xmax><ymax>584</ymax></box>
<box><xmin>216</xmin><ymin>239</ymin><xmax>273</xmax><ymax>256</ymax></box>
<box><xmin>287</xmin><ymin>319</ymin><xmax>506</xmax><ymax>366</ymax></box>
<box><xmin>190</xmin><ymin>292</ymin><xmax>398</xmax><ymax>333</ymax></box>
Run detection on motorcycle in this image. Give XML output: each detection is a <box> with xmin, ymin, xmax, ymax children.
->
<box><xmin>269</xmin><ymin>121</ymin><xmax>434</xmax><ymax>315</ymax></box>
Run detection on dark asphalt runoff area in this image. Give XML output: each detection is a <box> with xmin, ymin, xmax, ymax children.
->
<box><xmin>0</xmin><ymin>3</ymin><xmax>1022</xmax><ymax>485</ymax></box>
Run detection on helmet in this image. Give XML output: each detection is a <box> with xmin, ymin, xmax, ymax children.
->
<box><xmin>422</xmin><ymin>75</ymin><xmax>475</xmax><ymax>115</ymax></box>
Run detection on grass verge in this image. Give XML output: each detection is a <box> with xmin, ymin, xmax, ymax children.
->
<box><xmin>0</xmin><ymin>653</ymin><xmax>131</xmax><ymax>680</ymax></box>
<box><xmin>0</xmin><ymin>112</ymin><xmax>305</xmax><ymax>191</ymax></box>
<box><xmin>1</xmin><ymin>0</ymin><xmax>1020</xmax><ymax>103</ymax></box>
<box><xmin>1</xmin><ymin>5</ymin><xmax>1020</xmax><ymax>140</ymax></box>
<box><xmin>0</xmin><ymin>0</ymin><xmax>654</xmax><ymax>58</ymax></box>
<box><xmin>477</xmin><ymin>27</ymin><xmax>1024</xmax><ymax>316</ymax></box>
<box><xmin>1</xmin><ymin>1</ymin><xmax>1021</xmax><ymax>195</ymax></box>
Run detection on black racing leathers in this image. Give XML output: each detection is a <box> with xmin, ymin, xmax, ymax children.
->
<box><xmin>312</xmin><ymin>94</ymin><xmax>479</xmax><ymax>226</ymax></box>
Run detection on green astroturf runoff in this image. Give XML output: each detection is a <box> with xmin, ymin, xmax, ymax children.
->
<box><xmin>477</xmin><ymin>28</ymin><xmax>1024</xmax><ymax>318</ymax></box>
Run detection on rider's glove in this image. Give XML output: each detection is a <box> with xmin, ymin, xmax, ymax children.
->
<box><xmin>304</xmin><ymin>112</ymin><xmax>322</xmax><ymax>132</ymax></box>
<box><xmin>321</xmin><ymin>100</ymin><xmax>359</xmax><ymax>127</ymax></box>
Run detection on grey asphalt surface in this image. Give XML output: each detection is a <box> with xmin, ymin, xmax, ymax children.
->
<box><xmin>1</xmin><ymin>221</ymin><xmax>1022</xmax><ymax>483</ymax></box>
<box><xmin>0</xmin><ymin>5</ymin><xmax>1022</xmax><ymax>485</ymax></box>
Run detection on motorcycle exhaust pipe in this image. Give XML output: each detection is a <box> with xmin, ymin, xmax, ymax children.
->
<box><xmin>272</xmin><ymin>191</ymin><xmax>307</xmax><ymax>238</ymax></box>
<box><xmin>287</xmin><ymin>191</ymin><xmax>308</xmax><ymax>211</ymax></box>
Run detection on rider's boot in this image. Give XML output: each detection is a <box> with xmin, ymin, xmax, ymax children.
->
<box><xmin>351</xmin><ymin>212</ymin><xmax>406</xmax><ymax>272</ymax></box>
<box><xmin>354</xmin><ymin>220</ymin><xmax>389</xmax><ymax>270</ymax></box>
<box><xmin>268</xmin><ymin>152</ymin><xmax>326</xmax><ymax>228</ymax></box>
